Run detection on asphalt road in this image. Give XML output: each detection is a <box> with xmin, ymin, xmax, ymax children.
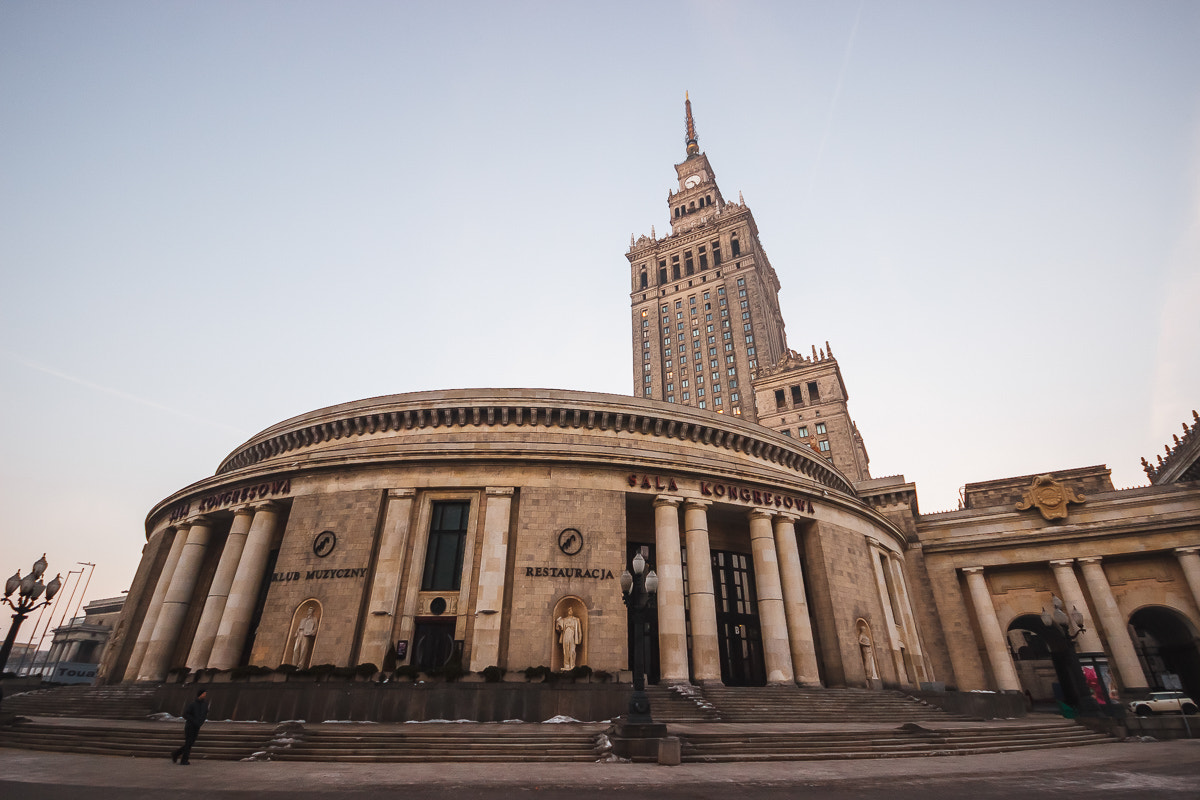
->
<box><xmin>1</xmin><ymin>740</ymin><xmax>1197</xmax><ymax>799</ymax></box>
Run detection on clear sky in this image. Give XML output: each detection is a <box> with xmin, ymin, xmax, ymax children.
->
<box><xmin>2</xmin><ymin>1</ymin><xmax>1198</xmax><ymax>634</ymax></box>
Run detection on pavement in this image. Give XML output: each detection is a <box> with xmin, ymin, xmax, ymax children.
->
<box><xmin>0</xmin><ymin>730</ymin><xmax>1197</xmax><ymax>799</ymax></box>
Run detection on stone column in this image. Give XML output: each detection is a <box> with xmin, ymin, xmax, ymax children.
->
<box><xmin>887</xmin><ymin>555</ymin><xmax>928</xmax><ymax>683</ymax></box>
<box><xmin>1047</xmin><ymin>559</ymin><xmax>1105</xmax><ymax>653</ymax></box>
<box><xmin>1174</xmin><ymin>548</ymin><xmax>1200</xmax><ymax>614</ymax></box>
<box><xmin>1078</xmin><ymin>557</ymin><xmax>1149</xmax><ymax>692</ymax></box>
<box><xmin>359</xmin><ymin>489</ymin><xmax>417</xmax><ymax>668</ymax></box>
<box><xmin>124</xmin><ymin>525</ymin><xmax>190</xmax><ymax>680</ymax></box>
<box><xmin>137</xmin><ymin>518</ymin><xmax>214</xmax><ymax>681</ymax></box>
<box><xmin>469</xmin><ymin>488</ymin><xmax>514</xmax><ymax>672</ymax></box>
<box><xmin>207</xmin><ymin>502</ymin><xmax>280</xmax><ymax>670</ymax></box>
<box><xmin>185</xmin><ymin>507</ymin><xmax>254</xmax><ymax>670</ymax></box>
<box><xmin>870</xmin><ymin>548</ymin><xmax>910</xmax><ymax>686</ymax></box>
<box><xmin>653</xmin><ymin>496</ymin><xmax>689</xmax><ymax>684</ymax></box>
<box><xmin>773</xmin><ymin>514</ymin><xmax>820</xmax><ymax>686</ymax></box>
<box><xmin>962</xmin><ymin>567</ymin><xmax>1021</xmax><ymax>691</ymax></box>
<box><xmin>683</xmin><ymin>499</ymin><xmax>721</xmax><ymax>684</ymax></box>
<box><xmin>749</xmin><ymin>509</ymin><xmax>794</xmax><ymax>685</ymax></box>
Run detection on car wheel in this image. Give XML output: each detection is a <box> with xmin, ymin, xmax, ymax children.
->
<box><xmin>1182</xmin><ymin>703</ymin><xmax>1198</xmax><ymax>715</ymax></box>
<box><xmin>1135</xmin><ymin>705</ymin><xmax>1153</xmax><ymax>716</ymax></box>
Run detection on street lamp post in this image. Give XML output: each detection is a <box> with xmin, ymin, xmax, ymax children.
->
<box><xmin>1040</xmin><ymin>594</ymin><xmax>1104</xmax><ymax>717</ymax></box>
<box><xmin>620</xmin><ymin>551</ymin><xmax>659</xmax><ymax>725</ymax></box>
<box><xmin>1</xmin><ymin>555</ymin><xmax>63</xmax><ymax>675</ymax></box>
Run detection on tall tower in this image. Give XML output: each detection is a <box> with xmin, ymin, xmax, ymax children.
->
<box><xmin>627</xmin><ymin>96</ymin><xmax>788</xmax><ymax>423</ymax></box>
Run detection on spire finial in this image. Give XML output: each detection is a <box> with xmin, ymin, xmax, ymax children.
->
<box><xmin>685</xmin><ymin>92</ymin><xmax>699</xmax><ymax>157</ymax></box>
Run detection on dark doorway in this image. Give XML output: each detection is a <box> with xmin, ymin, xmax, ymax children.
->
<box><xmin>1131</xmin><ymin>606</ymin><xmax>1200</xmax><ymax>700</ymax></box>
<box><xmin>412</xmin><ymin>620</ymin><xmax>456</xmax><ymax>672</ymax></box>
<box><xmin>712</xmin><ymin>549</ymin><xmax>765</xmax><ymax>686</ymax></box>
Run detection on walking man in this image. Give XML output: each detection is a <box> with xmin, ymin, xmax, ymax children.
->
<box><xmin>171</xmin><ymin>689</ymin><xmax>209</xmax><ymax>765</ymax></box>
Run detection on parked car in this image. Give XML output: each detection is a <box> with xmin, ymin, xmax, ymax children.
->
<box><xmin>1128</xmin><ymin>691</ymin><xmax>1198</xmax><ymax>716</ymax></box>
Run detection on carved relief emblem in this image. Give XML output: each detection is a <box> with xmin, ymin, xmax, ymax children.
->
<box><xmin>1015</xmin><ymin>475</ymin><xmax>1085</xmax><ymax>521</ymax></box>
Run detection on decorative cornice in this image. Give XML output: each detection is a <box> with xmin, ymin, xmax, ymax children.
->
<box><xmin>213</xmin><ymin>389</ymin><xmax>856</xmax><ymax>496</ymax></box>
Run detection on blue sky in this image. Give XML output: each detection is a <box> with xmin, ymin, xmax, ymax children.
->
<box><xmin>2</xmin><ymin>1</ymin><xmax>1198</xmax><ymax>621</ymax></box>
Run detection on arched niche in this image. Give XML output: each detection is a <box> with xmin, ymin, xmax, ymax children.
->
<box><xmin>551</xmin><ymin>596</ymin><xmax>588</xmax><ymax>672</ymax></box>
<box><xmin>285</xmin><ymin>599</ymin><xmax>322</xmax><ymax>669</ymax></box>
<box><xmin>855</xmin><ymin>618</ymin><xmax>880</xmax><ymax>689</ymax></box>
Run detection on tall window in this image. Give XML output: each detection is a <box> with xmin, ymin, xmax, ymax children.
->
<box><xmin>422</xmin><ymin>501</ymin><xmax>470</xmax><ymax>591</ymax></box>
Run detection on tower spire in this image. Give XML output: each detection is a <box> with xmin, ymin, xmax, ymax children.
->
<box><xmin>685</xmin><ymin>91</ymin><xmax>699</xmax><ymax>157</ymax></box>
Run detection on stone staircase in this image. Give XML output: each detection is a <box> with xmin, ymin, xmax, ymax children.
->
<box><xmin>698</xmin><ymin>686</ymin><xmax>972</xmax><ymax>723</ymax></box>
<box><xmin>678</xmin><ymin>719</ymin><xmax>1114</xmax><ymax>762</ymax></box>
<box><xmin>270</xmin><ymin>725</ymin><xmax>605</xmax><ymax>763</ymax></box>
<box><xmin>642</xmin><ymin>684</ymin><xmax>721</xmax><ymax>722</ymax></box>
<box><xmin>0</xmin><ymin>718</ymin><xmax>278</xmax><ymax>760</ymax></box>
<box><xmin>1</xmin><ymin>684</ymin><xmax>159</xmax><ymax>720</ymax></box>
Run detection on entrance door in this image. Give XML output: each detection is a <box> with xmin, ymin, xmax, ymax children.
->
<box><xmin>712</xmin><ymin>550</ymin><xmax>766</xmax><ymax>686</ymax></box>
<box><xmin>412</xmin><ymin>620</ymin><xmax>456</xmax><ymax>671</ymax></box>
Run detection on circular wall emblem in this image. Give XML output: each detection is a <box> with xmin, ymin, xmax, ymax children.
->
<box><xmin>313</xmin><ymin>530</ymin><xmax>337</xmax><ymax>557</ymax></box>
<box><xmin>557</xmin><ymin>528</ymin><xmax>583</xmax><ymax>556</ymax></box>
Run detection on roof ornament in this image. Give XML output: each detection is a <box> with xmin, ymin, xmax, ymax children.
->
<box><xmin>685</xmin><ymin>91</ymin><xmax>699</xmax><ymax>157</ymax></box>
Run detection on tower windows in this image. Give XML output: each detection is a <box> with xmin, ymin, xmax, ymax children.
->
<box><xmin>639</xmin><ymin>271</ymin><xmax>647</xmax><ymax>289</ymax></box>
<box><xmin>712</xmin><ymin>241</ymin><xmax>722</xmax><ymax>265</ymax></box>
<box><xmin>775</xmin><ymin>390</ymin><xmax>786</xmax><ymax>410</ymax></box>
<box><xmin>731</xmin><ymin>234</ymin><xmax>741</xmax><ymax>256</ymax></box>
<box><xmin>816</xmin><ymin>422</ymin><xmax>827</xmax><ymax>435</ymax></box>
<box><xmin>685</xmin><ymin>252</ymin><xmax>694</xmax><ymax>275</ymax></box>
<box><xmin>819</xmin><ymin>440</ymin><xmax>831</xmax><ymax>452</ymax></box>
<box><xmin>808</xmin><ymin>382</ymin><xmax>821</xmax><ymax>402</ymax></box>
<box><xmin>797</xmin><ymin>426</ymin><xmax>808</xmax><ymax>438</ymax></box>
<box><xmin>791</xmin><ymin>386</ymin><xmax>803</xmax><ymax>405</ymax></box>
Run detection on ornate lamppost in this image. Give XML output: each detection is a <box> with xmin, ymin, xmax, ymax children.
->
<box><xmin>1</xmin><ymin>555</ymin><xmax>63</xmax><ymax>675</ymax></box>
<box><xmin>619</xmin><ymin>551</ymin><xmax>659</xmax><ymax>726</ymax></box>
<box><xmin>1040</xmin><ymin>594</ymin><xmax>1105</xmax><ymax>717</ymax></box>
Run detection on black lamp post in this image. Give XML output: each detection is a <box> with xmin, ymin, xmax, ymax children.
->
<box><xmin>620</xmin><ymin>551</ymin><xmax>659</xmax><ymax>725</ymax></box>
<box><xmin>1</xmin><ymin>555</ymin><xmax>63</xmax><ymax>675</ymax></box>
<box><xmin>1040</xmin><ymin>594</ymin><xmax>1103</xmax><ymax>717</ymax></box>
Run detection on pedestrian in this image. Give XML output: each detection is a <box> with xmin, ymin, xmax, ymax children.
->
<box><xmin>171</xmin><ymin>689</ymin><xmax>209</xmax><ymax>765</ymax></box>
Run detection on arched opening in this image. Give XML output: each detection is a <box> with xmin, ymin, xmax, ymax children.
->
<box><xmin>1007</xmin><ymin>613</ymin><xmax>1118</xmax><ymax>711</ymax></box>
<box><xmin>1130</xmin><ymin>605</ymin><xmax>1200</xmax><ymax>700</ymax></box>
<box><xmin>639</xmin><ymin>271</ymin><xmax>647</xmax><ymax>289</ymax></box>
<box><xmin>1007</xmin><ymin>615</ymin><xmax>1058</xmax><ymax>703</ymax></box>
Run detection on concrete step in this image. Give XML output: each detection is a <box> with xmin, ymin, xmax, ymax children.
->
<box><xmin>3</xmin><ymin>684</ymin><xmax>158</xmax><ymax>720</ymax></box>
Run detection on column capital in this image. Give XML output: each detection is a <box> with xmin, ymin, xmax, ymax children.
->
<box><xmin>1174</xmin><ymin>547</ymin><xmax>1200</xmax><ymax>556</ymax></box>
<box><xmin>171</xmin><ymin>521</ymin><xmax>193</xmax><ymax>534</ymax></box>
<box><xmin>681</xmin><ymin>498</ymin><xmax>711</xmax><ymax>511</ymax></box>
<box><xmin>1077</xmin><ymin>556</ymin><xmax>1104</xmax><ymax>565</ymax></box>
<box><xmin>484</xmin><ymin>487</ymin><xmax>514</xmax><ymax>498</ymax></box>
<box><xmin>1048</xmin><ymin>559</ymin><xmax>1076</xmax><ymax>568</ymax></box>
<box><xmin>229</xmin><ymin>505</ymin><xmax>254</xmax><ymax>516</ymax></box>
<box><xmin>389</xmin><ymin>488</ymin><xmax>417</xmax><ymax>499</ymax></box>
<box><xmin>249</xmin><ymin>500</ymin><xmax>281</xmax><ymax>513</ymax></box>
<box><xmin>748</xmin><ymin>507</ymin><xmax>775</xmax><ymax>521</ymax></box>
<box><xmin>184</xmin><ymin>515</ymin><xmax>213</xmax><ymax>527</ymax></box>
<box><xmin>961</xmin><ymin>566</ymin><xmax>986</xmax><ymax>576</ymax></box>
<box><xmin>772</xmin><ymin>511</ymin><xmax>801</xmax><ymax>524</ymax></box>
<box><xmin>653</xmin><ymin>495</ymin><xmax>682</xmax><ymax>509</ymax></box>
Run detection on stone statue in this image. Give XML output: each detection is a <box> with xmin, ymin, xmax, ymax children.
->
<box><xmin>556</xmin><ymin>607</ymin><xmax>581</xmax><ymax>671</ymax></box>
<box><xmin>292</xmin><ymin>607</ymin><xmax>318</xmax><ymax>668</ymax></box>
<box><xmin>858</xmin><ymin>624</ymin><xmax>879</xmax><ymax>685</ymax></box>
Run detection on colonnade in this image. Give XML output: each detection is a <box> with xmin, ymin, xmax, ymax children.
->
<box><xmin>124</xmin><ymin>502</ymin><xmax>281</xmax><ymax>681</ymax></box>
<box><xmin>651</xmin><ymin>496</ymin><xmax>823</xmax><ymax>686</ymax></box>
<box><xmin>962</xmin><ymin>548</ymin><xmax>1200</xmax><ymax>694</ymax></box>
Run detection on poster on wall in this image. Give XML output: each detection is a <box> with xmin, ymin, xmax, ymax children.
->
<box><xmin>1078</xmin><ymin>654</ymin><xmax>1118</xmax><ymax>704</ymax></box>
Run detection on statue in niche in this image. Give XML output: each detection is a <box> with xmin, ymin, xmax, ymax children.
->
<box><xmin>292</xmin><ymin>606</ymin><xmax>319</xmax><ymax>668</ymax></box>
<box><xmin>858</xmin><ymin>621</ymin><xmax>879</xmax><ymax>687</ymax></box>
<box><xmin>556</xmin><ymin>607</ymin><xmax>582</xmax><ymax>671</ymax></box>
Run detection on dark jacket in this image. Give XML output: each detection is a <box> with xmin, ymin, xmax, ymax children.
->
<box><xmin>182</xmin><ymin>697</ymin><xmax>209</xmax><ymax>730</ymax></box>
